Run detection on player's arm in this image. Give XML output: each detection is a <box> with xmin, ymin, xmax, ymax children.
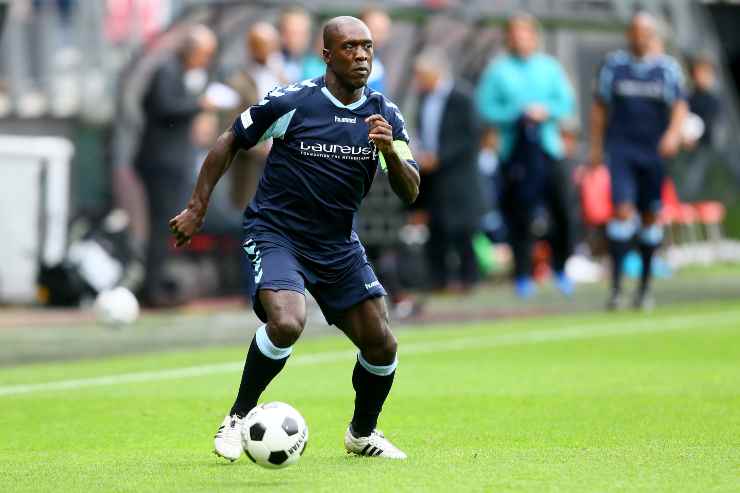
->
<box><xmin>658</xmin><ymin>99</ymin><xmax>688</xmax><ymax>159</ymax></box>
<box><xmin>589</xmin><ymin>60</ymin><xmax>612</xmax><ymax>168</ymax></box>
<box><xmin>170</xmin><ymin>96</ymin><xmax>281</xmax><ymax>246</ymax></box>
<box><xmin>589</xmin><ymin>100</ymin><xmax>607</xmax><ymax>168</ymax></box>
<box><xmin>367</xmin><ymin>114</ymin><xmax>419</xmax><ymax>205</ymax></box>
<box><xmin>658</xmin><ymin>58</ymin><xmax>689</xmax><ymax>159</ymax></box>
<box><xmin>169</xmin><ymin>129</ymin><xmax>240</xmax><ymax>246</ymax></box>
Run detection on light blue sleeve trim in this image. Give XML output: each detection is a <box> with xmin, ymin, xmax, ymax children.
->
<box><xmin>597</xmin><ymin>60</ymin><xmax>615</xmax><ymax>104</ymax></box>
<box><xmin>358</xmin><ymin>352</ymin><xmax>397</xmax><ymax>376</ymax></box>
<box><xmin>255</xmin><ymin>324</ymin><xmax>293</xmax><ymax>360</ymax></box>
<box><xmin>257</xmin><ymin>108</ymin><xmax>296</xmax><ymax>143</ymax></box>
<box><xmin>662</xmin><ymin>58</ymin><xmax>685</xmax><ymax>104</ymax></box>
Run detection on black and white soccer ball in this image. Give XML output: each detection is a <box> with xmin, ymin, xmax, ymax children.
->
<box><xmin>241</xmin><ymin>402</ymin><xmax>308</xmax><ymax>469</ymax></box>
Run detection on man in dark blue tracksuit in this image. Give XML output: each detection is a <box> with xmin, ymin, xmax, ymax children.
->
<box><xmin>590</xmin><ymin>12</ymin><xmax>687</xmax><ymax>310</ymax></box>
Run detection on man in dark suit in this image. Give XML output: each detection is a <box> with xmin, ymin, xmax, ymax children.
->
<box><xmin>134</xmin><ymin>24</ymin><xmax>217</xmax><ymax>305</ymax></box>
<box><xmin>413</xmin><ymin>49</ymin><xmax>485</xmax><ymax>291</ymax></box>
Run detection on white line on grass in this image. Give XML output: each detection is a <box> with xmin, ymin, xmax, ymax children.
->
<box><xmin>0</xmin><ymin>310</ymin><xmax>737</xmax><ymax>397</ymax></box>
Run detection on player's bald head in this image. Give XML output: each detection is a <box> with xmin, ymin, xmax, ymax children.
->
<box><xmin>628</xmin><ymin>11</ymin><xmax>660</xmax><ymax>57</ymax></box>
<box><xmin>322</xmin><ymin>16</ymin><xmax>371</xmax><ymax>50</ymax></box>
<box><xmin>630</xmin><ymin>11</ymin><xmax>658</xmax><ymax>32</ymax></box>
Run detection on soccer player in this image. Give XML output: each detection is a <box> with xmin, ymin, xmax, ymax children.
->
<box><xmin>169</xmin><ymin>16</ymin><xmax>419</xmax><ymax>461</ymax></box>
<box><xmin>589</xmin><ymin>12</ymin><xmax>687</xmax><ymax>310</ymax></box>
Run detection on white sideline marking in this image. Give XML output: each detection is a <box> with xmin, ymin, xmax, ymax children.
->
<box><xmin>0</xmin><ymin>311</ymin><xmax>736</xmax><ymax>397</ymax></box>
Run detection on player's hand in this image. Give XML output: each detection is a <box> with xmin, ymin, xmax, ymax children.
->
<box><xmin>199</xmin><ymin>96</ymin><xmax>217</xmax><ymax>112</ymax></box>
<box><xmin>658</xmin><ymin>131</ymin><xmax>681</xmax><ymax>159</ymax></box>
<box><xmin>168</xmin><ymin>206</ymin><xmax>205</xmax><ymax>247</ymax></box>
<box><xmin>525</xmin><ymin>104</ymin><xmax>549</xmax><ymax>123</ymax></box>
<box><xmin>366</xmin><ymin>114</ymin><xmax>394</xmax><ymax>155</ymax></box>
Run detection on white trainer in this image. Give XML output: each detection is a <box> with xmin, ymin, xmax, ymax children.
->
<box><xmin>214</xmin><ymin>414</ymin><xmax>243</xmax><ymax>462</ymax></box>
<box><xmin>344</xmin><ymin>427</ymin><xmax>407</xmax><ymax>460</ymax></box>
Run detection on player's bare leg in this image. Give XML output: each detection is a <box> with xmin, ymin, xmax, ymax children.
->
<box><xmin>214</xmin><ymin>290</ymin><xmax>306</xmax><ymax>461</ymax></box>
<box><xmin>336</xmin><ymin>297</ymin><xmax>407</xmax><ymax>459</ymax></box>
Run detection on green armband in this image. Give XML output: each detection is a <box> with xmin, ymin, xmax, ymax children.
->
<box><xmin>379</xmin><ymin>140</ymin><xmax>415</xmax><ymax>172</ymax></box>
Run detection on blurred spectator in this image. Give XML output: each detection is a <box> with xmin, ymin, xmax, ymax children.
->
<box><xmin>301</xmin><ymin>32</ymin><xmax>326</xmax><ymax>80</ymax></box>
<box><xmin>225</xmin><ymin>21</ymin><xmax>284</xmax><ymax>211</ymax></box>
<box><xmin>245</xmin><ymin>21</ymin><xmax>287</xmax><ymax>98</ymax></box>
<box><xmin>134</xmin><ymin>24</ymin><xmax>217</xmax><ymax>306</ymax></box>
<box><xmin>477</xmin><ymin>128</ymin><xmax>505</xmax><ymax>242</ymax></box>
<box><xmin>278</xmin><ymin>6</ymin><xmax>311</xmax><ymax>83</ymax></box>
<box><xmin>590</xmin><ymin>12</ymin><xmax>687</xmax><ymax>310</ymax></box>
<box><xmin>414</xmin><ymin>49</ymin><xmax>484</xmax><ymax>291</ymax></box>
<box><xmin>681</xmin><ymin>56</ymin><xmax>721</xmax><ymax>200</ymax></box>
<box><xmin>475</xmin><ymin>12</ymin><xmax>576</xmax><ymax>298</ymax></box>
<box><xmin>688</xmin><ymin>57</ymin><xmax>720</xmax><ymax>149</ymax></box>
<box><xmin>35</xmin><ymin>0</ymin><xmax>76</xmax><ymax>43</ymax></box>
<box><xmin>361</xmin><ymin>6</ymin><xmax>391</xmax><ymax>93</ymax></box>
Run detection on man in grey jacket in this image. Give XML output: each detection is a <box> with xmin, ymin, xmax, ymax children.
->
<box><xmin>134</xmin><ymin>24</ymin><xmax>217</xmax><ymax>306</ymax></box>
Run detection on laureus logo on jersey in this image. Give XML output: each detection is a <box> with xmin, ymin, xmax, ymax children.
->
<box><xmin>298</xmin><ymin>141</ymin><xmax>375</xmax><ymax>161</ymax></box>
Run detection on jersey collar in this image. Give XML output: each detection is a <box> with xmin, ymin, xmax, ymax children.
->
<box><xmin>320</xmin><ymin>79</ymin><xmax>367</xmax><ymax>111</ymax></box>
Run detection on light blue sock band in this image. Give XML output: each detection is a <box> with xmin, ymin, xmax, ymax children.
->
<box><xmin>255</xmin><ymin>324</ymin><xmax>292</xmax><ymax>360</ymax></box>
<box><xmin>607</xmin><ymin>218</ymin><xmax>638</xmax><ymax>241</ymax></box>
<box><xmin>640</xmin><ymin>224</ymin><xmax>664</xmax><ymax>246</ymax></box>
<box><xmin>357</xmin><ymin>353</ymin><xmax>397</xmax><ymax>376</ymax></box>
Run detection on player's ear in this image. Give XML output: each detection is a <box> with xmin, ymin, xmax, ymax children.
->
<box><xmin>321</xmin><ymin>48</ymin><xmax>331</xmax><ymax>64</ymax></box>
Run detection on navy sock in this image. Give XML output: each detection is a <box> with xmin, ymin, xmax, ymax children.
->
<box><xmin>608</xmin><ymin>239</ymin><xmax>631</xmax><ymax>294</ymax></box>
<box><xmin>230</xmin><ymin>333</ymin><xmax>289</xmax><ymax>417</ymax></box>
<box><xmin>638</xmin><ymin>242</ymin><xmax>656</xmax><ymax>293</ymax></box>
<box><xmin>606</xmin><ymin>219</ymin><xmax>638</xmax><ymax>295</ymax></box>
<box><xmin>350</xmin><ymin>356</ymin><xmax>396</xmax><ymax>437</ymax></box>
<box><xmin>638</xmin><ymin>225</ymin><xmax>663</xmax><ymax>293</ymax></box>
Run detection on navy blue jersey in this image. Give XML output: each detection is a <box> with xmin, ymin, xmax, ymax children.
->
<box><xmin>232</xmin><ymin>76</ymin><xmax>416</xmax><ymax>272</ymax></box>
<box><xmin>596</xmin><ymin>50</ymin><xmax>686</xmax><ymax>153</ymax></box>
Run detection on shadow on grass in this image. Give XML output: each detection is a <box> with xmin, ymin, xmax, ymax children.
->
<box><xmin>199</xmin><ymin>463</ymin><xmax>299</xmax><ymax>488</ymax></box>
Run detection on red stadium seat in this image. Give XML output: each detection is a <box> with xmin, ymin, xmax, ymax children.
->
<box><xmin>661</xmin><ymin>179</ymin><xmax>699</xmax><ymax>245</ymax></box>
<box><xmin>694</xmin><ymin>201</ymin><xmax>726</xmax><ymax>242</ymax></box>
<box><xmin>660</xmin><ymin>179</ymin><xmax>681</xmax><ymax>224</ymax></box>
<box><xmin>579</xmin><ymin>165</ymin><xmax>613</xmax><ymax>226</ymax></box>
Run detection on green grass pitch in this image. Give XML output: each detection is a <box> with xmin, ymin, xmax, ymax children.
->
<box><xmin>1</xmin><ymin>301</ymin><xmax>739</xmax><ymax>492</ymax></box>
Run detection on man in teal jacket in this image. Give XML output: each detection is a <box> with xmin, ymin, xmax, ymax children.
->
<box><xmin>476</xmin><ymin>12</ymin><xmax>575</xmax><ymax>299</ymax></box>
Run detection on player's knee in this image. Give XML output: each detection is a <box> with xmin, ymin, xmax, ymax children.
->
<box><xmin>361</xmin><ymin>322</ymin><xmax>397</xmax><ymax>365</ymax></box>
<box><xmin>641</xmin><ymin>212</ymin><xmax>658</xmax><ymax>225</ymax></box>
<box><xmin>383</xmin><ymin>331</ymin><xmax>398</xmax><ymax>361</ymax></box>
<box><xmin>614</xmin><ymin>204</ymin><xmax>634</xmax><ymax>221</ymax></box>
<box><xmin>267</xmin><ymin>314</ymin><xmax>305</xmax><ymax>347</ymax></box>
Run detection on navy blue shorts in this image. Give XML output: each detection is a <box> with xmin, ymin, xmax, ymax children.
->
<box><xmin>606</xmin><ymin>145</ymin><xmax>664</xmax><ymax>214</ymax></box>
<box><xmin>241</xmin><ymin>233</ymin><xmax>386</xmax><ymax>326</ymax></box>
